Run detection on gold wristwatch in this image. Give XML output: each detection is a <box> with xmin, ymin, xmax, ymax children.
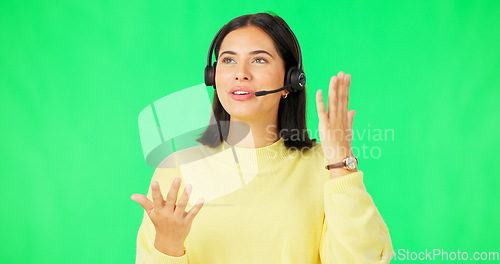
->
<box><xmin>325</xmin><ymin>155</ymin><xmax>358</xmax><ymax>171</ymax></box>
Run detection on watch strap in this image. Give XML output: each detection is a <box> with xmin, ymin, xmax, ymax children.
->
<box><xmin>325</xmin><ymin>161</ymin><xmax>346</xmax><ymax>170</ymax></box>
<box><xmin>325</xmin><ymin>156</ymin><xmax>358</xmax><ymax>170</ymax></box>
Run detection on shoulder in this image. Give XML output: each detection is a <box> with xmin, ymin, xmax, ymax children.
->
<box><xmin>157</xmin><ymin>143</ymin><xmax>221</xmax><ymax>169</ymax></box>
<box><xmin>284</xmin><ymin>141</ymin><xmax>328</xmax><ymax>170</ymax></box>
<box><xmin>152</xmin><ymin>144</ymin><xmax>218</xmax><ymax>186</ymax></box>
<box><xmin>285</xmin><ymin>141</ymin><xmax>331</xmax><ymax>182</ymax></box>
<box><xmin>291</xmin><ymin>141</ymin><xmax>326</xmax><ymax>159</ymax></box>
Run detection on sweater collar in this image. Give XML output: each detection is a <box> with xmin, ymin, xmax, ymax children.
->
<box><xmin>219</xmin><ymin>137</ymin><xmax>290</xmax><ymax>172</ymax></box>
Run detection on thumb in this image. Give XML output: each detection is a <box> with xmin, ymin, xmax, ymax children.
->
<box><xmin>348</xmin><ymin>110</ymin><xmax>356</xmax><ymax>130</ymax></box>
<box><xmin>131</xmin><ymin>193</ymin><xmax>154</xmax><ymax>213</ymax></box>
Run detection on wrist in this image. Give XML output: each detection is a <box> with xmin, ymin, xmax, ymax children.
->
<box><xmin>326</xmin><ymin>148</ymin><xmax>354</xmax><ymax>164</ymax></box>
<box><xmin>325</xmin><ymin>151</ymin><xmax>358</xmax><ymax>178</ymax></box>
<box><xmin>154</xmin><ymin>235</ymin><xmax>185</xmax><ymax>257</ymax></box>
<box><xmin>330</xmin><ymin>168</ymin><xmax>357</xmax><ymax>179</ymax></box>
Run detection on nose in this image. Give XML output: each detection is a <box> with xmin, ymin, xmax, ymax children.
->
<box><xmin>235</xmin><ymin>63</ymin><xmax>251</xmax><ymax>81</ymax></box>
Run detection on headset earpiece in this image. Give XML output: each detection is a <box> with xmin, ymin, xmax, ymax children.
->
<box><xmin>204</xmin><ymin>61</ymin><xmax>217</xmax><ymax>89</ymax></box>
<box><xmin>204</xmin><ymin>65</ymin><xmax>213</xmax><ymax>86</ymax></box>
<box><xmin>212</xmin><ymin>62</ymin><xmax>217</xmax><ymax>89</ymax></box>
<box><xmin>285</xmin><ymin>66</ymin><xmax>306</xmax><ymax>93</ymax></box>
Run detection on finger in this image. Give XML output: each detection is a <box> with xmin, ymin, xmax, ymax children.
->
<box><xmin>348</xmin><ymin>110</ymin><xmax>356</xmax><ymax>157</ymax></box>
<box><xmin>185</xmin><ymin>198</ymin><xmax>205</xmax><ymax>223</ymax></box>
<box><xmin>131</xmin><ymin>193</ymin><xmax>154</xmax><ymax>214</ymax></box>
<box><xmin>165</xmin><ymin>177</ymin><xmax>181</xmax><ymax>207</ymax></box>
<box><xmin>342</xmin><ymin>73</ymin><xmax>351</xmax><ymax>124</ymax></box>
<box><xmin>348</xmin><ymin>110</ymin><xmax>356</xmax><ymax>132</ymax></box>
<box><xmin>338</xmin><ymin>71</ymin><xmax>345</xmax><ymax>85</ymax></box>
<box><xmin>174</xmin><ymin>184</ymin><xmax>191</xmax><ymax>218</ymax></box>
<box><xmin>315</xmin><ymin>90</ymin><xmax>329</xmax><ymax>130</ymax></box>
<box><xmin>151</xmin><ymin>181</ymin><xmax>165</xmax><ymax>209</ymax></box>
<box><xmin>347</xmin><ymin>110</ymin><xmax>356</xmax><ymax>144</ymax></box>
<box><xmin>337</xmin><ymin>72</ymin><xmax>345</xmax><ymax>119</ymax></box>
<box><xmin>337</xmin><ymin>71</ymin><xmax>345</xmax><ymax>117</ymax></box>
<box><xmin>328</xmin><ymin>75</ymin><xmax>337</xmax><ymax>121</ymax></box>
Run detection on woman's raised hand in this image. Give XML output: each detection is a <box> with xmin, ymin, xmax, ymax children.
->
<box><xmin>315</xmin><ymin>71</ymin><xmax>356</xmax><ymax>165</ymax></box>
<box><xmin>131</xmin><ymin>177</ymin><xmax>204</xmax><ymax>256</ymax></box>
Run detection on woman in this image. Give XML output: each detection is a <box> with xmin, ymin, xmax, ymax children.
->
<box><xmin>132</xmin><ymin>12</ymin><xmax>394</xmax><ymax>263</ymax></box>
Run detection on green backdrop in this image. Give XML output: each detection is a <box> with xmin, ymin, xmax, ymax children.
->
<box><xmin>1</xmin><ymin>0</ymin><xmax>499</xmax><ymax>263</ymax></box>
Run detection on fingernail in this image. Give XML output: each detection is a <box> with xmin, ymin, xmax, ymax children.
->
<box><xmin>186</xmin><ymin>184</ymin><xmax>192</xmax><ymax>195</ymax></box>
<box><xmin>196</xmin><ymin>198</ymin><xmax>204</xmax><ymax>205</ymax></box>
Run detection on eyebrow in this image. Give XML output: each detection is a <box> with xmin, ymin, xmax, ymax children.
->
<box><xmin>218</xmin><ymin>50</ymin><xmax>274</xmax><ymax>60</ymax></box>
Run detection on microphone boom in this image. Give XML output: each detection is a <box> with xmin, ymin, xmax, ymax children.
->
<box><xmin>255</xmin><ymin>85</ymin><xmax>291</xmax><ymax>96</ymax></box>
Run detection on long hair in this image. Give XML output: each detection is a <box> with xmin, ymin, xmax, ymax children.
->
<box><xmin>196</xmin><ymin>12</ymin><xmax>316</xmax><ymax>150</ymax></box>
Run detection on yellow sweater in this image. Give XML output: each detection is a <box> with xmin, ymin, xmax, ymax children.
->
<box><xmin>134</xmin><ymin>137</ymin><xmax>394</xmax><ymax>263</ymax></box>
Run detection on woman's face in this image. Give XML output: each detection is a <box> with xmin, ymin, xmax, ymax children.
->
<box><xmin>215</xmin><ymin>26</ymin><xmax>286</xmax><ymax>122</ymax></box>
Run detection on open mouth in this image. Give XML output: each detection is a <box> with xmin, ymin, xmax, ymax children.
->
<box><xmin>232</xmin><ymin>91</ymin><xmax>251</xmax><ymax>95</ymax></box>
<box><xmin>230</xmin><ymin>90</ymin><xmax>254</xmax><ymax>101</ymax></box>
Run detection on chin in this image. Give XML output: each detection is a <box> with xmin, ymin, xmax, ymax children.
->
<box><xmin>227</xmin><ymin>108</ymin><xmax>261</xmax><ymax>120</ymax></box>
<box><xmin>227</xmin><ymin>110</ymin><xmax>257</xmax><ymax>119</ymax></box>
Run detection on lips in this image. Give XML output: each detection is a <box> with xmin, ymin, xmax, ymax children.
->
<box><xmin>229</xmin><ymin>86</ymin><xmax>255</xmax><ymax>96</ymax></box>
<box><xmin>229</xmin><ymin>86</ymin><xmax>255</xmax><ymax>101</ymax></box>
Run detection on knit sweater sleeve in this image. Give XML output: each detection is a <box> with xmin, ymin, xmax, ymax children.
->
<box><xmin>319</xmin><ymin>170</ymin><xmax>394</xmax><ymax>263</ymax></box>
<box><xmin>135</xmin><ymin>167</ymin><xmax>190</xmax><ymax>264</ymax></box>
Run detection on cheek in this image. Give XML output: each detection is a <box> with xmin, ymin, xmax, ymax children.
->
<box><xmin>215</xmin><ymin>87</ymin><xmax>228</xmax><ymax>107</ymax></box>
<box><xmin>259</xmin><ymin>68</ymin><xmax>285</xmax><ymax>87</ymax></box>
<box><xmin>215</xmin><ymin>67</ymin><xmax>232</xmax><ymax>86</ymax></box>
<box><xmin>214</xmin><ymin>69</ymin><xmax>230</xmax><ymax>102</ymax></box>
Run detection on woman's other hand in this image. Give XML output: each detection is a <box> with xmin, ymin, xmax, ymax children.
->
<box><xmin>315</xmin><ymin>71</ymin><xmax>356</xmax><ymax>170</ymax></box>
<box><xmin>131</xmin><ymin>177</ymin><xmax>204</xmax><ymax>256</ymax></box>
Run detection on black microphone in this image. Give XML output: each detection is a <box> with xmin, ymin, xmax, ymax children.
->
<box><xmin>254</xmin><ymin>84</ymin><xmax>292</xmax><ymax>97</ymax></box>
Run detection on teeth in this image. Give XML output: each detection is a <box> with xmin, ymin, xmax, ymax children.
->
<box><xmin>233</xmin><ymin>91</ymin><xmax>250</xmax><ymax>95</ymax></box>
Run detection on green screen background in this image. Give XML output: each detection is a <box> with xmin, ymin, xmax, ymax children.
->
<box><xmin>1</xmin><ymin>0</ymin><xmax>498</xmax><ymax>263</ymax></box>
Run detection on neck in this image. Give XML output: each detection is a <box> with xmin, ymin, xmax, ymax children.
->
<box><xmin>226</xmin><ymin>115</ymin><xmax>279</xmax><ymax>149</ymax></box>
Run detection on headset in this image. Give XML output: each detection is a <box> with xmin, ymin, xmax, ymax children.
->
<box><xmin>204</xmin><ymin>23</ymin><xmax>305</xmax><ymax>96</ymax></box>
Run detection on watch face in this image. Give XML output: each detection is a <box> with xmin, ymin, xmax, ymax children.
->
<box><xmin>346</xmin><ymin>156</ymin><xmax>357</xmax><ymax>170</ymax></box>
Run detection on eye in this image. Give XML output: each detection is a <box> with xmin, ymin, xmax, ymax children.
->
<box><xmin>254</xmin><ymin>57</ymin><xmax>267</xmax><ymax>64</ymax></box>
<box><xmin>221</xmin><ymin>57</ymin><xmax>235</xmax><ymax>64</ymax></box>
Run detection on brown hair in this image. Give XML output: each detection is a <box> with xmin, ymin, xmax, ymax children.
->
<box><xmin>196</xmin><ymin>12</ymin><xmax>316</xmax><ymax>150</ymax></box>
